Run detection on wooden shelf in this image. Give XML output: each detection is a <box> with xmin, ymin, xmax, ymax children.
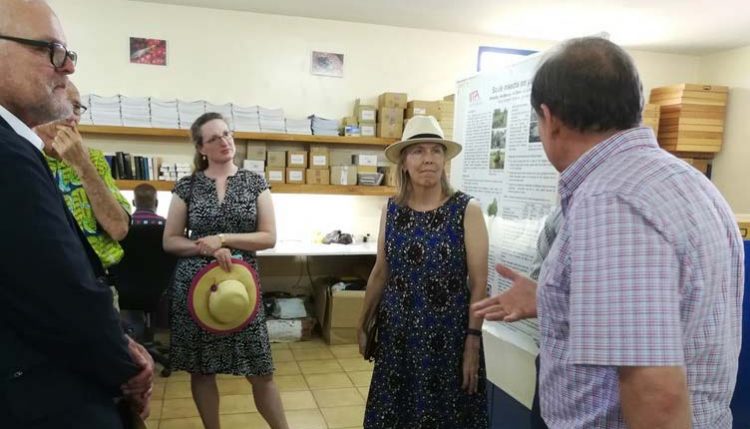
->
<box><xmin>115</xmin><ymin>179</ymin><xmax>396</xmax><ymax>196</ymax></box>
<box><xmin>115</xmin><ymin>179</ymin><xmax>176</xmax><ymax>191</ymax></box>
<box><xmin>79</xmin><ymin>125</ymin><xmax>395</xmax><ymax>146</ymax></box>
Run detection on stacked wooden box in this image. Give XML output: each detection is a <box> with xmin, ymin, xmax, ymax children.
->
<box><xmin>642</xmin><ymin>103</ymin><xmax>660</xmax><ymax>136</ymax></box>
<box><xmin>648</xmin><ymin>83</ymin><xmax>728</xmax><ymax>154</ymax></box>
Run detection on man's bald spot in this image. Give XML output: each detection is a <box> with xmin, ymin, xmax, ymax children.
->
<box><xmin>0</xmin><ymin>0</ymin><xmax>59</xmax><ymax>40</ymax></box>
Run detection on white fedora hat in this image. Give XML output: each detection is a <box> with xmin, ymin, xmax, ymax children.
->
<box><xmin>384</xmin><ymin>115</ymin><xmax>461</xmax><ymax>164</ymax></box>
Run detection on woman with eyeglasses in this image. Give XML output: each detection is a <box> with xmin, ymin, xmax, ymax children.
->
<box><xmin>163</xmin><ymin>112</ymin><xmax>288</xmax><ymax>429</ymax></box>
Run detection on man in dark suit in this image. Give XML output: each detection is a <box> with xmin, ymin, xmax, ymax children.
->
<box><xmin>0</xmin><ymin>1</ymin><xmax>153</xmax><ymax>427</ymax></box>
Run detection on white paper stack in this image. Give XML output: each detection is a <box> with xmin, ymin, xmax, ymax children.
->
<box><xmin>89</xmin><ymin>95</ymin><xmax>122</xmax><ymax>126</ymax></box>
<box><xmin>78</xmin><ymin>93</ymin><xmax>93</xmax><ymax>125</ymax></box>
<box><xmin>232</xmin><ymin>104</ymin><xmax>260</xmax><ymax>132</ymax></box>
<box><xmin>159</xmin><ymin>162</ymin><xmax>193</xmax><ymax>181</ymax></box>
<box><xmin>310</xmin><ymin>115</ymin><xmax>340</xmax><ymax>136</ymax></box>
<box><xmin>120</xmin><ymin>96</ymin><xmax>151</xmax><ymax>127</ymax></box>
<box><xmin>205</xmin><ymin>102</ymin><xmax>234</xmax><ymax>130</ymax></box>
<box><xmin>284</xmin><ymin>118</ymin><xmax>312</xmax><ymax>135</ymax></box>
<box><xmin>259</xmin><ymin>107</ymin><xmax>285</xmax><ymax>133</ymax></box>
<box><xmin>178</xmin><ymin>100</ymin><xmax>206</xmax><ymax>129</ymax></box>
<box><xmin>150</xmin><ymin>99</ymin><xmax>179</xmax><ymax>129</ymax></box>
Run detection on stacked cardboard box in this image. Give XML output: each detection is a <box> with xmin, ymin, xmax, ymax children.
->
<box><xmin>266</xmin><ymin>151</ymin><xmax>286</xmax><ymax>184</ymax></box>
<box><xmin>353</xmin><ymin>99</ymin><xmax>377</xmax><ymax>137</ymax></box>
<box><xmin>649</xmin><ymin>83</ymin><xmax>728</xmax><ymax>154</ymax></box>
<box><xmin>377</xmin><ymin>92</ymin><xmax>406</xmax><ymax>139</ymax></box>
<box><xmin>406</xmin><ymin>100</ymin><xmax>439</xmax><ymax>119</ymax></box>
<box><xmin>436</xmin><ymin>99</ymin><xmax>455</xmax><ymax>139</ymax></box>
<box><xmin>642</xmin><ymin>103</ymin><xmax>660</xmax><ymax>136</ymax></box>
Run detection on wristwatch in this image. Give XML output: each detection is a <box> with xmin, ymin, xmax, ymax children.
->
<box><xmin>218</xmin><ymin>233</ymin><xmax>226</xmax><ymax>247</ymax></box>
<box><xmin>466</xmin><ymin>328</ymin><xmax>482</xmax><ymax>337</ymax></box>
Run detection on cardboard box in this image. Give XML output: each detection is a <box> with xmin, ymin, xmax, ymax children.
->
<box><xmin>265</xmin><ymin>167</ymin><xmax>285</xmax><ymax>184</ymax></box>
<box><xmin>342</xmin><ymin>116</ymin><xmax>358</xmax><ymax>127</ymax></box>
<box><xmin>352</xmin><ymin>154</ymin><xmax>378</xmax><ymax>167</ymax></box>
<box><xmin>359</xmin><ymin>123</ymin><xmax>376</xmax><ymax>137</ymax></box>
<box><xmin>330</xmin><ymin>151</ymin><xmax>353</xmax><ymax>166</ymax></box>
<box><xmin>377</xmin><ymin>121</ymin><xmax>402</xmax><ymax>139</ymax></box>
<box><xmin>306</xmin><ymin>168</ymin><xmax>330</xmax><ymax>185</ymax></box>
<box><xmin>313</xmin><ymin>279</ymin><xmax>365</xmax><ymax>345</ymax></box>
<box><xmin>309</xmin><ymin>146</ymin><xmax>329</xmax><ymax>169</ymax></box>
<box><xmin>246</xmin><ymin>144</ymin><xmax>267</xmax><ymax>161</ymax></box>
<box><xmin>378</xmin><ymin>107</ymin><xmax>404</xmax><ymax>126</ymax></box>
<box><xmin>287</xmin><ymin>151</ymin><xmax>308</xmax><ymax>168</ymax></box>
<box><xmin>378</xmin><ymin>92</ymin><xmax>408</xmax><ymax>109</ymax></box>
<box><xmin>286</xmin><ymin>167</ymin><xmax>305</xmax><ymax>184</ymax></box>
<box><xmin>737</xmin><ymin>215</ymin><xmax>750</xmax><ymax>240</ymax></box>
<box><xmin>354</xmin><ymin>99</ymin><xmax>377</xmax><ymax>123</ymax></box>
<box><xmin>242</xmin><ymin>159</ymin><xmax>264</xmax><ymax>175</ymax></box>
<box><xmin>406</xmin><ymin>100</ymin><xmax>439</xmax><ymax>118</ymax></box>
<box><xmin>267</xmin><ymin>151</ymin><xmax>286</xmax><ymax>168</ymax></box>
<box><xmin>330</xmin><ymin>166</ymin><xmax>358</xmax><ymax>185</ymax></box>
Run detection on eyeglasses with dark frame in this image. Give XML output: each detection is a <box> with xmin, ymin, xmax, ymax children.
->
<box><xmin>72</xmin><ymin>103</ymin><xmax>88</xmax><ymax>116</ymax></box>
<box><xmin>0</xmin><ymin>34</ymin><xmax>77</xmax><ymax>68</ymax></box>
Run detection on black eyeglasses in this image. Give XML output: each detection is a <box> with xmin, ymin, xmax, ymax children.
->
<box><xmin>0</xmin><ymin>34</ymin><xmax>77</xmax><ymax>68</ymax></box>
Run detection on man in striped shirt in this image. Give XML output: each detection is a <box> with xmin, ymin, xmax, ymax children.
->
<box><xmin>131</xmin><ymin>183</ymin><xmax>166</xmax><ymax>226</ymax></box>
<box><xmin>476</xmin><ymin>37</ymin><xmax>744</xmax><ymax>428</ymax></box>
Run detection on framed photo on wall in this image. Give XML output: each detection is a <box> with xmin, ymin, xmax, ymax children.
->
<box><xmin>130</xmin><ymin>37</ymin><xmax>167</xmax><ymax>66</ymax></box>
<box><xmin>311</xmin><ymin>51</ymin><xmax>344</xmax><ymax>77</ymax></box>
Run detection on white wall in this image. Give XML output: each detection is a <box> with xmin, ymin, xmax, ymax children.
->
<box><xmin>699</xmin><ymin>45</ymin><xmax>750</xmax><ymax>214</ymax></box>
<box><xmin>49</xmin><ymin>0</ymin><xmax>707</xmax><ymax>241</ymax></box>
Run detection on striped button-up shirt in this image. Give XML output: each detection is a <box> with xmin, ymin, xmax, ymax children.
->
<box><xmin>538</xmin><ymin>127</ymin><xmax>744</xmax><ymax>428</ymax></box>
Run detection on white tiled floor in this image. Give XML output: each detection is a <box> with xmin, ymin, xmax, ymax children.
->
<box><xmin>148</xmin><ymin>338</ymin><xmax>372</xmax><ymax>429</ymax></box>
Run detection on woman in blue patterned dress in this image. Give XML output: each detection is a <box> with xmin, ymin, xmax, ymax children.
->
<box><xmin>358</xmin><ymin>116</ymin><xmax>489</xmax><ymax>428</ymax></box>
<box><xmin>163</xmin><ymin>112</ymin><xmax>289</xmax><ymax>429</ymax></box>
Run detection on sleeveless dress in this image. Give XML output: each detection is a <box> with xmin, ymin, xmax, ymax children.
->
<box><xmin>364</xmin><ymin>191</ymin><xmax>488</xmax><ymax>428</ymax></box>
<box><xmin>169</xmin><ymin>170</ymin><xmax>273</xmax><ymax>375</ymax></box>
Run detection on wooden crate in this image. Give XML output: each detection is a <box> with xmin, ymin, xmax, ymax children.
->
<box><xmin>642</xmin><ymin>103</ymin><xmax>660</xmax><ymax>135</ymax></box>
<box><xmin>649</xmin><ymin>83</ymin><xmax>729</xmax><ymax>106</ymax></box>
<box><xmin>649</xmin><ymin>84</ymin><xmax>728</xmax><ymax>153</ymax></box>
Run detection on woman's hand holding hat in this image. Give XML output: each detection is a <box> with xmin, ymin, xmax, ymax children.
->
<box><xmin>213</xmin><ymin>248</ymin><xmax>233</xmax><ymax>272</ymax></box>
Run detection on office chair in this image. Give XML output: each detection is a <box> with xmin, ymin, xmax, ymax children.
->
<box><xmin>111</xmin><ymin>223</ymin><xmax>177</xmax><ymax>377</ymax></box>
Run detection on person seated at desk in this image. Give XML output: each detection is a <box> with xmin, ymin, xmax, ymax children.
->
<box><xmin>132</xmin><ymin>183</ymin><xmax>166</xmax><ymax>226</ymax></box>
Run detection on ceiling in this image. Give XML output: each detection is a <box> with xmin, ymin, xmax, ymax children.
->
<box><xmin>131</xmin><ymin>0</ymin><xmax>750</xmax><ymax>55</ymax></box>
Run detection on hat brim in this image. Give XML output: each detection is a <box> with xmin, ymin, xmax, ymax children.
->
<box><xmin>384</xmin><ymin>137</ymin><xmax>462</xmax><ymax>164</ymax></box>
<box><xmin>188</xmin><ymin>260</ymin><xmax>261</xmax><ymax>335</ymax></box>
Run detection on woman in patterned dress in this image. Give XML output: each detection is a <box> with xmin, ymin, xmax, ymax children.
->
<box><xmin>358</xmin><ymin>116</ymin><xmax>489</xmax><ymax>428</ymax></box>
<box><xmin>163</xmin><ymin>112</ymin><xmax>289</xmax><ymax>429</ymax></box>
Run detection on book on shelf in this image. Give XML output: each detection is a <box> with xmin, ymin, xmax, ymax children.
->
<box><xmin>105</xmin><ymin>152</ymin><xmax>180</xmax><ymax>181</ymax></box>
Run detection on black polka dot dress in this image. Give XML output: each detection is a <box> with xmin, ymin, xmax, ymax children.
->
<box><xmin>364</xmin><ymin>191</ymin><xmax>488</xmax><ymax>428</ymax></box>
<box><xmin>169</xmin><ymin>170</ymin><xmax>273</xmax><ymax>376</ymax></box>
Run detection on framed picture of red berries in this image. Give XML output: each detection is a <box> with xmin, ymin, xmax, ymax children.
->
<box><xmin>129</xmin><ymin>37</ymin><xmax>167</xmax><ymax>66</ymax></box>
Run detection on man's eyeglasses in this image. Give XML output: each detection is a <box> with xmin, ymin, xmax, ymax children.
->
<box><xmin>0</xmin><ymin>35</ymin><xmax>77</xmax><ymax>68</ymax></box>
<box><xmin>72</xmin><ymin>104</ymin><xmax>88</xmax><ymax>116</ymax></box>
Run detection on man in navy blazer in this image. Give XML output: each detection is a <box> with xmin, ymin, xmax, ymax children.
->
<box><xmin>0</xmin><ymin>1</ymin><xmax>153</xmax><ymax>427</ymax></box>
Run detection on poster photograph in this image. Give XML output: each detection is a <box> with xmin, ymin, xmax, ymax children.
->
<box><xmin>311</xmin><ymin>51</ymin><xmax>344</xmax><ymax>77</ymax></box>
<box><xmin>130</xmin><ymin>37</ymin><xmax>167</xmax><ymax>66</ymax></box>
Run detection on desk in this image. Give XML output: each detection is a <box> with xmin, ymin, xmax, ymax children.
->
<box><xmin>257</xmin><ymin>241</ymin><xmax>377</xmax><ymax>257</ymax></box>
